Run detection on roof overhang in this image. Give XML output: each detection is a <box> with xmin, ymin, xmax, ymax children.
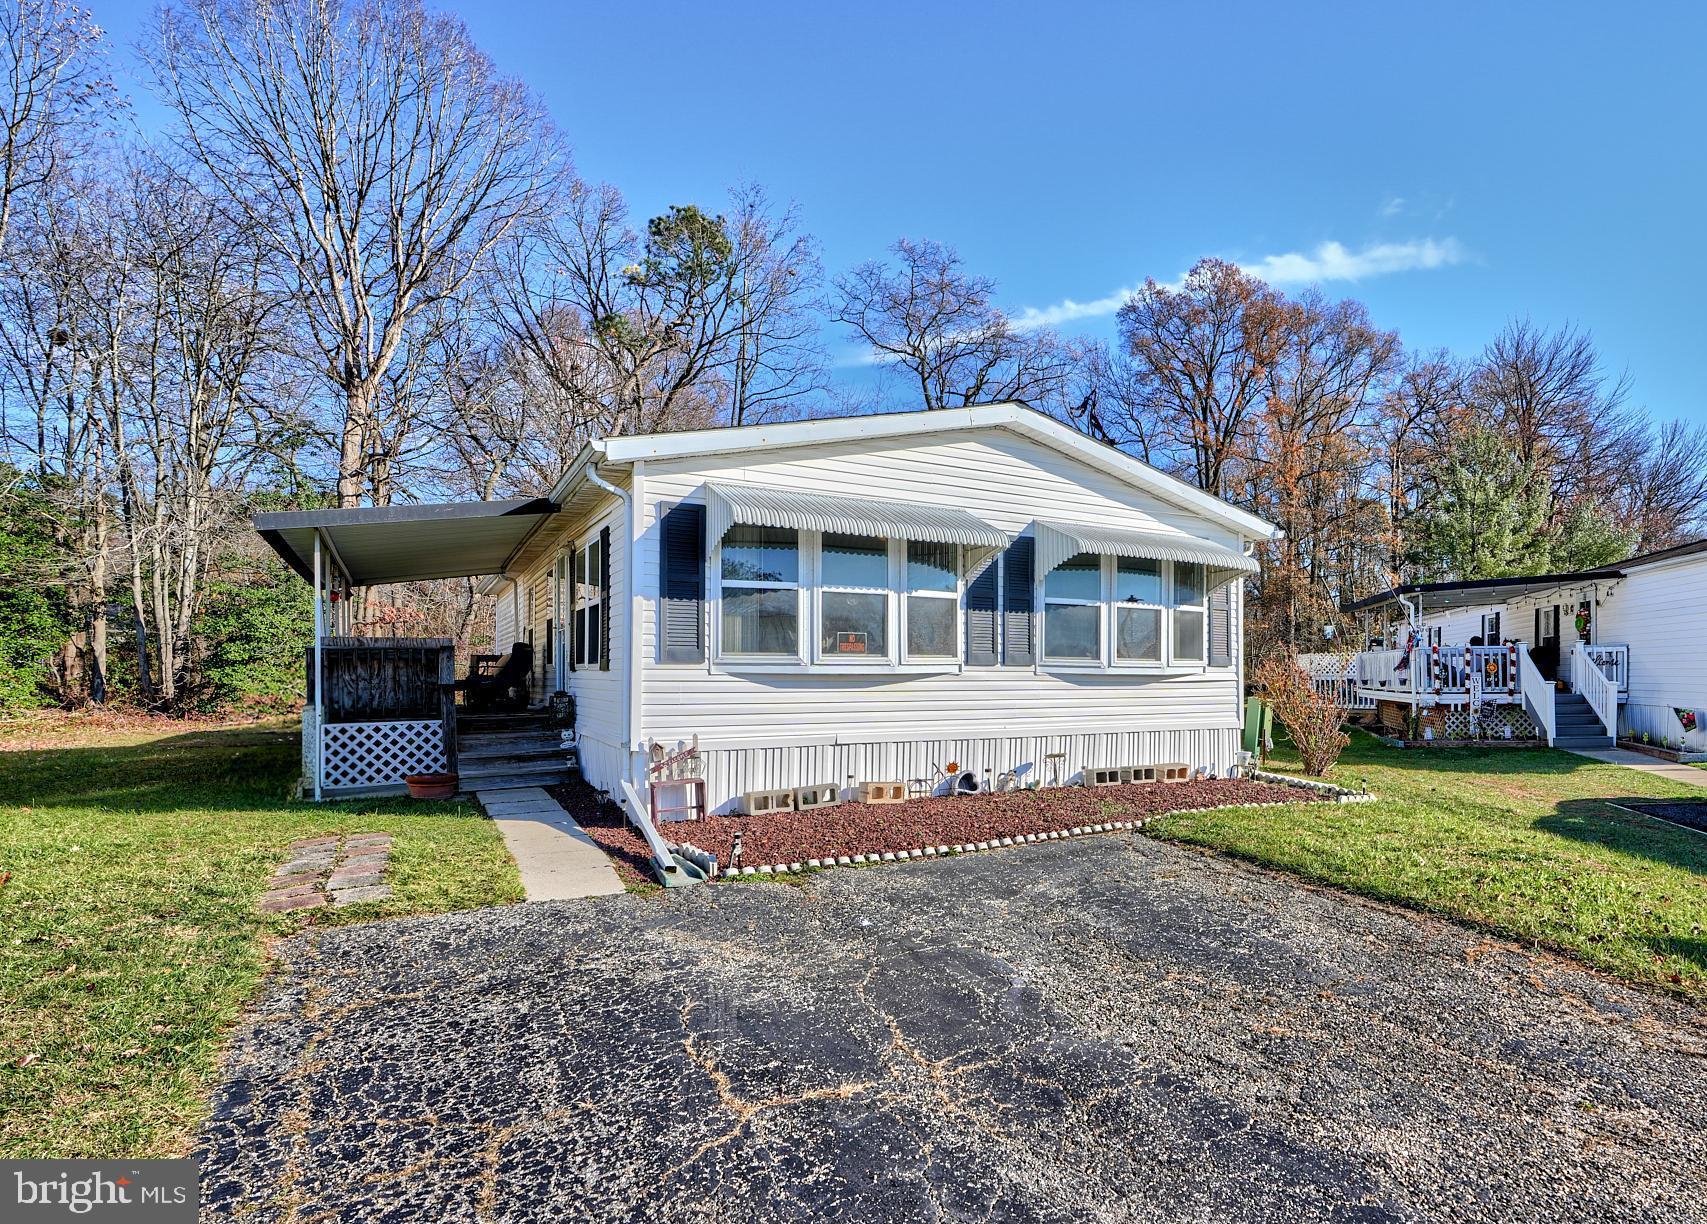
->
<box><xmin>1034</xmin><ymin>519</ymin><xmax>1258</xmax><ymax>589</ymax></box>
<box><xmin>255</xmin><ymin>499</ymin><xmax>560</xmax><ymax>586</ymax></box>
<box><xmin>1345</xmin><ymin>569</ymin><xmax>1625</xmax><ymax>616</ymax></box>
<box><xmin>566</xmin><ymin>403</ymin><xmax>1280</xmax><ymax>544</ymax></box>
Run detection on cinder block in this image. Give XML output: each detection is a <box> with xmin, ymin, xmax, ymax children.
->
<box><xmin>1156</xmin><ymin>762</ymin><xmax>1191</xmax><ymax>784</ymax></box>
<box><xmin>1118</xmin><ymin>765</ymin><xmax>1158</xmax><ymax>784</ymax></box>
<box><xmin>1083</xmin><ymin>766</ymin><xmax>1123</xmax><ymax>787</ymax></box>
<box><xmin>859</xmin><ymin>780</ymin><xmax>905</xmax><ymax>804</ymax></box>
<box><xmin>793</xmin><ymin>782</ymin><xmax>842</xmax><ymax>811</ymax></box>
<box><xmin>740</xmin><ymin>788</ymin><xmax>796</xmax><ymax>816</ymax></box>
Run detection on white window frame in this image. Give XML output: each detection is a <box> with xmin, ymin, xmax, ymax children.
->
<box><xmin>1042</xmin><ymin>552</ymin><xmax>1105</xmax><ymax>665</ymax></box>
<box><xmin>1169</xmin><ymin>561</ymin><xmax>1208</xmax><ymax>666</ymax></box>
<box><xmin>1111</xmin><ymin>556</ymin><xmax>1166</xmax><ymax>668</ymax></box>
<box><xmin>814</xmin><ymin>531</ymin><xmax>894</xmax><ymax>665</ymax></box>
<box><xmin>715</xmin><ymin>525</ymin><xmax>804</xmax><ymax>662</ymax></box>
<box><xmin>903</xmin><ymin>540</ymin><xmax>961</xmax><ymax>662</ymax></box>
<box><xmin>572</xmin><ymin>537</ymin><xmax>604</xmax><ymax>668</ymax></box>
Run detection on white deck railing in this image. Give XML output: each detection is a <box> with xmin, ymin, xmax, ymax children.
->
<box><xmin>1576</xmin><ymin>643</ymin><xmax>1630</xmax><ymax>695</ymax></box>
<box><xmin>1572</xmin><ymin>642</ymin><xmax>1619</xmax><ymax>738</ymax></box>
<box><xmin>1297</xmin><ymin>652</ymin><xmax>1374</xmax><ymax>710</ymax></box>
<box><xmin>1518</xmin><ymin>648</ymin><xmax>1555</xmax><ymax>746</ymax></box>
<box><xmin>1352</xmin><ymin>642</ymin><xmax>1524</xmax><ymax>702</ymax></box>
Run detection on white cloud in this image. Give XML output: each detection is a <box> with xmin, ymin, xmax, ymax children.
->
<box><xmin>1379</xmin><ymin>195</ymin><xmax>1407</xmax><ymax>218</ymax></box>
<box><xmin>1242</xmin><ymin>237</ymin><xmax>1465</xmax><ymax>286</ymax></box>
<box><xmin>1010</xmin><ymin>237</ymin><xmax>1465</xmax><ymax>332</ymax></box>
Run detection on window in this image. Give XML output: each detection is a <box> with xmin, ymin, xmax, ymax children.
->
<box><xmin>906</xmin><ymin>541</ymin><xmax>958</xmax><ymax>658</ymax></box>
<box><xmin>820</xmin><ymin>533</ymin><xmax>888</xmax><ymax>658</ymax></box>
<box><xmin>573</xmin><ymin>539</ymin><xmax>602</xmax><ymax>667</ymax></box>
<box><xmin>1114</xmin><ymin>557</ymin><xmax>1163</xmax><ymax>663</ymax></box>
<box><xmin>1044</xmin><ymin>552</ymin><xmax>1102</xmax><ymax>660</ymax></box>
<box><xmin>721</xmin><ymin>526</ymin><xmax>799</xmax><ymax>655</ymax></box>
<box><xmin>1172</xmin><ymin>562</ymin><xmax>1205</xmax><ymax>663</ymax></box>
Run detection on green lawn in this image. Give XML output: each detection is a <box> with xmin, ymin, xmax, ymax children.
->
<box><xmin>0</xmin><ymin>719</ymin><xmax>523</xmax><ymax>1160</ymax></box>
<box><xmin>1150</xmin><ymin>729</ymin><xmax>1707</xmax><ymax>1000</ymax></box>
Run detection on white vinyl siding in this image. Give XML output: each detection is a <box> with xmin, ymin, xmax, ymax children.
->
<box><xmin>501</xmin><ymin>499</ymin><xmax>628</xmax><ymax>794</ymax></box>
<box><xmin>1593</xmin><ymin>556</ymin><xmax>1707</xmax><ymax>746</ymax></box>
<box><xmin>633</xmin><ymin>429</ymin><xmax>1248</xmax><ymax>802</ymax></box>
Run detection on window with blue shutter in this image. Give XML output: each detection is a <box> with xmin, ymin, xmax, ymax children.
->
<box><xmin>659</xmin><ymin>502</ymin><xmax>707</xmax><ymax>663</ymax></box>
<box><xmin>598</xmin><ymin>525</ymin><xmax>612</xmax><ymax>672</ymax></box>
<box><xmin>1209</xmin><ymin>582</ymin><xmax>1234</xmax><ymax>668</ymax></box>
<box><xmin>964</xmin><ymin>557</ymin><xmax>999</xmax><ymax>666</ymax></box>
<box><xmin>1002</xmin><ymin>536</ymin><xmax>1035</xmax><ymax>666</ymax></box>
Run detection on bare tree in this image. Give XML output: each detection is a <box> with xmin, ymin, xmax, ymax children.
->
<box><xmin>1114</xmin><ymin>258</ymin><xmax>1285</xmax><ymax>498</ymax></box>
<box><xmin>835</xmin><ymin>237</ymin><xmax>1071</xmax><ymax>411</ymax></box>
<box><xmin>0</xmin><ymin>0</ymin><xmax>111</xmax><ymax>257</ymax></box>
<box><xmin>1620</xmin><ymin>419</ymin><xmax>1707</xmax><ymax>550</ymax></box>
<box><xmin>488</xmin><ymin>180</ymin><xmax>824</xmax><ymax>444</ymax></box>
<box><xmin>1469</xmin><ymin>319</ymin><xmax>1644</xmax><ymax>517</ymax></box>
<box><xmin>146</xmin><ymin>0</ymin><xmax>561</xmax><ymax>506</ymax></box>
<box><xmin>74</xmin><ymin>158</ymin><xmax>281</xmax><ymax>704</ymax></box>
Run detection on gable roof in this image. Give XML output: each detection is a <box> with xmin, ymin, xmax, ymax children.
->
<box><xmin>551</xmin><ymin>402</ymin><xmax>1280</xmax><ymax>542</ymax></box>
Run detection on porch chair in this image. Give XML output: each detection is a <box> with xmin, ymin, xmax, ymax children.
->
<box><xmin>455</xmin><ymin>642</ymin><xmax>534</xmax><ymax>712</ymax></box>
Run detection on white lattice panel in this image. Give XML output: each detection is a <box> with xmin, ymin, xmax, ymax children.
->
<box><xmin>321</xmin><ymin>719</ymin><xmax>448</xmax><ymax>790</ymax></box>
<box><xmin>1440</xmin><ymin>707</ymin><xmax>1538</xmax><ymax>740</ymax></box>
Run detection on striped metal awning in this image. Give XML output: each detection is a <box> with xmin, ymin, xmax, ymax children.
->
<box><xmin>706</xmin><ymin>482</ymin><xmax>1011</xmax><ymax>553</ymax></box>
<box><xmin>1033</xmin><ymin>519</ymin><xmax>1257</xmax><ymax>588</ymax></box>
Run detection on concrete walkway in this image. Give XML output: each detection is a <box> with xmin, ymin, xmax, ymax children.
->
<box><xmin>1568</xmin><ymin>747</ymin><xmax>1707</xmax><ymax>788</ymax></box>
<box><xmin>475</xmin><ymin>786</ymin><xmax>627</xmax><ymax>900</ymax></box>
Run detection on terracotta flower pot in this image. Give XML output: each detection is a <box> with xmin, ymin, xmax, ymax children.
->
<box><xmin>404</xmin><ymin>772</ymin><xmax>459</xmax><ymax>800</ymax></box>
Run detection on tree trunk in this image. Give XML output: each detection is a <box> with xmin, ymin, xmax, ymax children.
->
<box><xmin>337</xmin><ymin>383</ymin><xmax>370</xmax><ymax>508</ymax></box>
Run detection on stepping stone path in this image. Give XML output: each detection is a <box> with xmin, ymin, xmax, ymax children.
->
<box><xmin>259</xmin><ymin>833</ymin><xmax>395</xmax><ymax>913</ymax></box>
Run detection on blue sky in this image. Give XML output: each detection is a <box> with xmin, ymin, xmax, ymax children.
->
<box><xmin>99</xmin><ymin>1</ymin><xmax>1705</xmax><ymax>422</ymax></box>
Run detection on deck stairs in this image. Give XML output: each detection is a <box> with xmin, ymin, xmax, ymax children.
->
<box><xmin>1553</xmin><ymin>690</ymin><xmax>1614</xmax><ymax>750</ymax></box>
<box><xmin>456</xmin><ymin>711</ymin><xmax>577</xmax><ymax>791</ymax></box>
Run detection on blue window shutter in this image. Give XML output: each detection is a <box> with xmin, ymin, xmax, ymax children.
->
<box><xmin>566</xmin><ymin>544</ymin><xmax>578</xmax><ymax>672</ymax></box>
<box><xmin>659</xmin><ymin>502</ymin><xmax>706</xmax><ymax>663</ymax></box>
<box><xmin>1209</xmin><ymin>582</ymin><xmax>1234</xmax><ymax>668</ymax></box>
<box><xmin>1002</xmin><ymin>537</ymin><xmax>1035</xmax><ymax>666</ymax></box>
<box><xmin>965</xmin><ymin>558</ymin><xmax>998</xmax><ymax>666</ymax></box>
<box><xmin>598</xmin><ymin>525</ymin><xmax>612</xmax><ymax>672</ymax></box>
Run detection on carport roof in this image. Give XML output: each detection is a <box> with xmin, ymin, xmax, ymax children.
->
<box><xmin>255</xmin><ymin>499</ymin><xmax>559</xmax><ymax>586</ymax></box>
<box><xmin>1343</xmin><ymin>569</ymin><xmax>1625</xmax><ymax>615</ymax></box>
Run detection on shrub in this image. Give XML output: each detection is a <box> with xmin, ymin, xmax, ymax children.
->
<box><xmin>191</xmin><ymin>560</ymin><xmax>312</xmax><ymax>711</ymax></box>
<box><xmin>1253</xmin><ymin>653</ymin><xmax>1350</xmax><ymax>776</ymax></box>
<box><xmin>0</xmin><ymin>474</ymin><xmax>77</xmax><ymax>709</ymax></box>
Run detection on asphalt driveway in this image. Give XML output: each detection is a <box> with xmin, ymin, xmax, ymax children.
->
<box><xmin>199</xmin><ymin>834</ymin><xmax>1707</xmax><ymax>1222</ymax></box>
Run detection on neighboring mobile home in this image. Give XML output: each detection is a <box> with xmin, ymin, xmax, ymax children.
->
<box><xmin>257</xmin><ymin>403</ymin><xmax>1280</xmax><ymax>815</ymax></box>
<box><xmin>1338</xmin><ymin>538</ymin><xmax>1707</xmax><ymax>752</ymax></box>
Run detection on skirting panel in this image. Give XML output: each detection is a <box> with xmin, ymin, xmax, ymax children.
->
<box><xmin>696</xmin><ymin>727</ymin><xmax>1241</xmax><ymax>816</ymax></box>
<box><xmin>320</xmin><ymin>719</ymin><xmax>448</xmax><ymax>791</ymax></box>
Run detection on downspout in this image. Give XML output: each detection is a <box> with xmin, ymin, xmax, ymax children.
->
<box><xmin>584</xmin><ymin>460</ymin><xmax>684</xmax><ymax>883</ymax></box>
<box><xmin>582</xmin><ymin>461</ymin><xmax>643</xmax><ymax>769</ymax></box>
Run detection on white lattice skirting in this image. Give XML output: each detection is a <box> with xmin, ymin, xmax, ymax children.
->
<box><xmin>321</xmin><ymin>719</ymin><xmax>448</xmax><ymax>791</ymax></box>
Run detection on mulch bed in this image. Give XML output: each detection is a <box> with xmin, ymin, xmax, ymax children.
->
<box><xmin>549</xmin><ymin>777</ymin><xmax>1321</xmax><ymax>883</ymax></box>
<box><xmin>1617</xmin><ymin>801</ymin><xmax>1707</xmax><ymax>836</ymax></box>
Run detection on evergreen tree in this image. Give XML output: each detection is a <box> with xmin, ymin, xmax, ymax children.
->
<box><xmin>1417</xmin><ymin>425</ymin><xmax>1552</xmax><ymax>580</ymax></box>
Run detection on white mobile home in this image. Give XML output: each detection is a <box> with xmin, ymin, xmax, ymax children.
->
<box><xmin>1340</xmin><ymin>538</ymin><xmax>1707</xmax><ymax>751</ymax></box>
<box><xmin>258</xmin><ymin>403</ymin><xmax>1279</xmax><ymax>814</ymax></box>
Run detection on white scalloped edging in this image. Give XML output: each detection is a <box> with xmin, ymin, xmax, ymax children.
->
<box><xmin>1247</xmin><ymin>768</ymin><xmax>1375</xmax><ymax>803</ymax></box>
